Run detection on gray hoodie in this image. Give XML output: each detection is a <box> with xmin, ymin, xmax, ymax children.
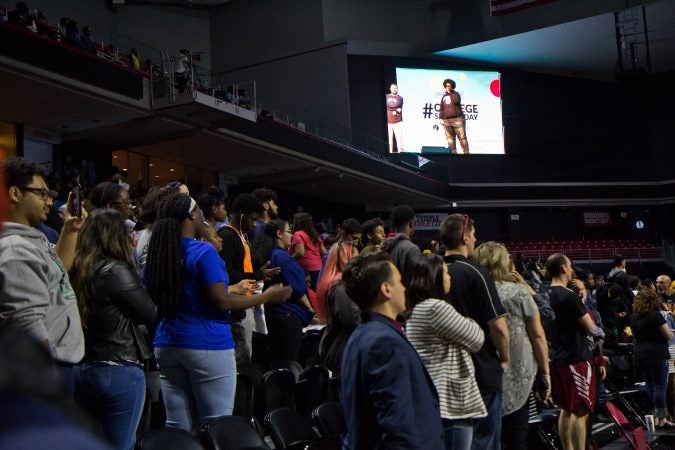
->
<box><xmin>381</xmin><ymin>233</ymin><xmax>421</xmax><ymax>282</ymax></box>
<box><xmin>0</xmin><ymin>222</ymin><xmax>84</xmax><ymax>364</ymax></box>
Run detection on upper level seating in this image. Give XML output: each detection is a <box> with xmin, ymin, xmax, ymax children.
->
<box><xmin>0</xmin><ymin>3</ymin><xmax>155</xmax><ymax>99</ymax></box>
<box><xmin>505</xmin><ymin>239</ymin><xmax>661</xmax><ymax>260</ymax></box>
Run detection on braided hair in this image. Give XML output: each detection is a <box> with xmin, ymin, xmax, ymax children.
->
<box><xmin>145</xmin><ymin>193</ymin><xmax>191</xmax><ymax>319</ymax></box>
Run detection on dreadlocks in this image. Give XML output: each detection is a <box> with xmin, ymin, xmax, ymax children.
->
<box><xmin>145</xmin><ymin>193</ymin><xmax>191</xmax><ymax>319</ymax></box>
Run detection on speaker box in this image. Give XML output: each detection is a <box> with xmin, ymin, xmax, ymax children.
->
<box><xmin>421</xmin><ymin>146</ymin><xmax>450</xmax><ymax>155</ymax></box>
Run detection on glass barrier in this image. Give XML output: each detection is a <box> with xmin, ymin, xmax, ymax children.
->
<box><xmin>173</xmin><ymin>66</ymin><xmax>259</xmax><ymax>112</ymax></box>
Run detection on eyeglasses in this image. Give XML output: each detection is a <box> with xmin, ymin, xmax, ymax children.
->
<box><xmin>20</xmin><ymin>186</ymin><xmax>51</xmax><ymax>201</ymax></box>
<box><xmin>282</xmin><ymin>229</ymin><xmax>293</xmax><ymax>234</ymax></box>
<box><xmin>112</xmin><ymin>200</ymin><xmax>132</xmax><ymax>206</ymax></box>
<box><xmin>460</xmin><ymin>214</ymin><xmax>471</xmax><ymax>238</ymax></box>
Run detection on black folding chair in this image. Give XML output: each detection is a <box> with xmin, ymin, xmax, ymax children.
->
<box><xmin>270</xmin><ymin>360</ymin><xmax>303</xmax><ymax>381</ymax></box>
<box><xmin>296</xmin><ymin>365</ymin><xmax>330</xmax><ymax>418</ymax></box>
<box><xmin>266</xmin><ymin>407</ymin><xmax>320</xmax><ymax>450</ymax></box>
<box><xmin>138</xmin><ymin>428</ymin><xmax>204</xmax><ymax>450</ymax></box>
<box><xmin>312</xmin><ymin>401</ymin><xmax>346</xmax><ymax>440</ymax></box>
<box><xmin>262</xmin><ymin>368</ymin><xmax>296</xmax><ymax>421</ymax></box>
<box><xmin>203</xmin><ymin>415</ymin><xmax>270</xmax><ymax>450</ymax></box>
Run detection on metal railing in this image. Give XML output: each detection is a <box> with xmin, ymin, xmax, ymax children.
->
<box><xmin>107</xmin><ymin>31</ymin><xmax>163</xmax><ymax>72</ymax></box>
<box><xmin>510</xmin><ymin>246</ymin><xmax>662</xmax><ymax>264</ymax></box>
<box><xmin>81</xmin><ymin>35</ymin><xmax>448</xmax><ymax>180</ymax></box>
<box><xmin>269</xmin><ymin>107</ymin><xmax>447</xmax><ymax>179</ymax></box>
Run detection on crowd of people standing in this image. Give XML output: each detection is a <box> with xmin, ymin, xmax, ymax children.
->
<box><xmin>2</xmin><ymin>155</ymin><xmax>675</xmax><ymax>449</ymax></box>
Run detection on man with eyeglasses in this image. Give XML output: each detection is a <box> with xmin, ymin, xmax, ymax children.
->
<box><xmin>657</xmin><ymin>275</ymin><xmax>673</xmax><ymax>306</ymax></box>
<box><xmin>439</xmin><ymin>213</ymin><xmax>509</xmax><ymax>450</ymax></box>
<box><xmin>0</xmin><ymin>157</ymin><xmax>86</xmax><ymax>396</ymax></box>
<box><xmin>439</xmin><ymin>78</ymin><xmax>470</xmax><ymax>154</ymax></box>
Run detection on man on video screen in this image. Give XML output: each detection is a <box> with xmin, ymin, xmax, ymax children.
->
<box><xmin>386</xmin><ymin>83</ymin><xmax>403</xmax><ymax>153</ymax></box>
<box><xmin>439</xmin><ymin>79</ymin><xmax>470</xmax><ymax>154</ymax></box>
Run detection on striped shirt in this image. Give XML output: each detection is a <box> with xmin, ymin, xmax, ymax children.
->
<box><xmin>407</xmin><ymin>298</ymin><xmax>487</xmax><ymax>419</ymax></box>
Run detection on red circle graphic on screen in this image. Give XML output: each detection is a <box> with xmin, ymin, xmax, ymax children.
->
<box><xmin>490</xmin><ymin>79</ymin><xmax>500</xmax><ymax>97</ymax></box>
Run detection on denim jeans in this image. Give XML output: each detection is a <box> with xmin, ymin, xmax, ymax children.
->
<box><xmin>443</xmin><ymin>418</ymin><xmax>473</xmax><ymax>450</ymax></box>
<box><xmin>155</xmin><ymin>347</ymin><xmax>236</xmax><ymax>431</ymax></box>
<box><xmin>637</xmin><ymin>358</ymin><xmax>669</xmax><ymax>417</ymax></box>
<box><xmin>265</xmin><ymin>312</ymin><xmax>304</xmax><ymax>362</ymax></box>
<box><xmin>74</xmin><ymin>363</ymin><xmax>146</xmax><ymax>450</ymax></box>
<box><xmin>471</xmin><ymin>391</ymin><xmax>502</xmax><ymax>450</ymax></box>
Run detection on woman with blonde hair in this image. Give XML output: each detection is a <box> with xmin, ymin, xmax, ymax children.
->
<box><xmin>472</xmin><ymin>241</ymin><xmax>550</xmax><ymax>450</ymax></box>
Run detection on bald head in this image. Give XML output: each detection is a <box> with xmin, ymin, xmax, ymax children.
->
<box><xmin>656</xmin><ymin>275</ymin><xmax>672</xmax><ymax>295</ymax></box>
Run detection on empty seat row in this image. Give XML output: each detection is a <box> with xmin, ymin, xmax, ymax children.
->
<box><xmin>138</xmin><ymin>401</ymin><xmax>347</xmax><ymax>450</ymax></box>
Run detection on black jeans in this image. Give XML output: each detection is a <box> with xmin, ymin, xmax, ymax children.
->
<box><xmin>265</xmin><ymin>312</ymin><xmax>304</xmax><ymax>362</ymax></box>
<box><xmin>501</xmin><ymin>396</ymin><xmax>529</xmax><ymax>450</ymax></box>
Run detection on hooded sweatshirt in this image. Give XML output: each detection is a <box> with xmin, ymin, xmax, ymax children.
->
<box><xmin>0</xmin><ymin>222</ymin><xmax>84</xmax><ymax>364</ymax></box>
<box><xmin>381</xmin><ymin>233</ymin><xmax>421</xmax><ymax>282</ymax></box>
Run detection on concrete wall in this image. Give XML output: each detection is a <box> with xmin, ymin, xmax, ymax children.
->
<box><xmin>209</xmin><ymin>0</ymin><xmax>325</xmax><ymax>72</ymax></box>
<box><xmin>209</xmin><ymin>0</ymin><xmax>351</xmax><ymax>127</ymax></box>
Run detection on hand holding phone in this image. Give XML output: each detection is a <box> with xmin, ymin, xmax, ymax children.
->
<box><xmin>69</xmin><ymin>184</ymin><xmax>82</xmax><ymax>218</ymax></box>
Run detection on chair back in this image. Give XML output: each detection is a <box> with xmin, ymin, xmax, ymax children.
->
<box><xmin>139</xmin><ymin>428</ymin><xmax>204</xmax><ymax>450</ymax></box>
<box><xmin>263</xmin><ymin>368</ymin><xmax>296</xmax><ymax>413</ymax></box>
<box><xmin>296</xmin><ymin>365</ymin><xmax>330</xmax><ymax>418</ymax></box>
<box><xmin>266</xmin><ymin>407</ymin><xmax>319</xmax><ymax>450</ymax></box>
<box><xmin>312</xmin><ymin>401</ymin><xmax>346</xmax><ymax>439</ymax></box>
<box><xmin>203</xmin><ymin>415</ymin><xmax>270</xmax><ymax>450</ymax></box>
<box><xmin>270</xmin><ymin>359</ymin><xmax>303</xmax><ymax>381</ymax></box>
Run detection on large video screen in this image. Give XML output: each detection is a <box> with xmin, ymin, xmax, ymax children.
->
<box><xmin>387</xmin><ymin>68</ymin><xmax>504</xmax><ymax>154</ymax></box>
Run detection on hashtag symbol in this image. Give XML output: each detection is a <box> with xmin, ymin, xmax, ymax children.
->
<box><xmin>422</xmin><ymin>103</ymin><xmax>433</xmax><ymax>118</ymax></box>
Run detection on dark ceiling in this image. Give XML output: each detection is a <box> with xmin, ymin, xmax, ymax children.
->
<box><xmin>435</xmin><ymin>0</ymin><xmax>675</xmax><ymax>81</ymax></box>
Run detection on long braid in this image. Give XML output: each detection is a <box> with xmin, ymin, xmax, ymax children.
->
<box><xmin>145</xmin><ymin>193</ymin><xmax>191</xmax><ymax>319</ymax></box>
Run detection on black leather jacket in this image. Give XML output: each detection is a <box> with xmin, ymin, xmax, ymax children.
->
<box><xmin>84</xmin><ymin>258</ymin><xmax>156</xmax><ymax>362</ymax></box>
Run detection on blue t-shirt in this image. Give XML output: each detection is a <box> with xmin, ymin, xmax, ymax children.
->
<box><xmin>267</xmin><ymin>246</ymin><xmax>313</xmax><ymax>325</ymax></box>
<box><xmin>154</xmin><ymin>238</ymin><xmax>234</xmax><ymax>350</ymax></box>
